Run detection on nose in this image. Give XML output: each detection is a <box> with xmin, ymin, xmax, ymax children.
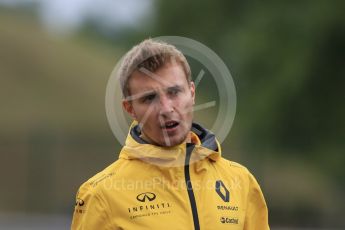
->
<box><xmin>159</xmin><ymin>95</ymin><xmax>174</xmax><ymax>117</ymax></box>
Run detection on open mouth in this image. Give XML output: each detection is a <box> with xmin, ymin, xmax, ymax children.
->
<box><xmin>162</xmin><ymin>121</ymin><xmax>179</xmax><ymax>130</ymax></box>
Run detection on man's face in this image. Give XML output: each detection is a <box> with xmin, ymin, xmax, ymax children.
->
<box><xmin>123</xmin><ymin>62</ymin><xmax>195</xmax><ymax>147</ymax></box>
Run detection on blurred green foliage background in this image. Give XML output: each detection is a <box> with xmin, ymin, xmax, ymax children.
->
<box><xmin>0</xmin><ymin>0</ymin><xmax>344</xmax><ymax>229</ymax></box>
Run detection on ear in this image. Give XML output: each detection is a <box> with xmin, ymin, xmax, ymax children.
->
<box><xmin>190</xmin><ymin>81</ymin><xmax>195</xmax><ymax>105</ymax></box>
<box><xmin>122</xmin><ymin>100</ymin><xmax>137</xmax><ymax>120</ymax></box>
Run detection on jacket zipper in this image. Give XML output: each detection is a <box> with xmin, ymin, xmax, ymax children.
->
<box><xmin>184</xmin><ymin>143</ymin><xmax>200</xmax><ymax>230</ymax></box>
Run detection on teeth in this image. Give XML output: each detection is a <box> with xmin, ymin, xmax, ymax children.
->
<box><xmin>165</xmin><ymin>121</ymin><xmax>176</xmax><ymax>128</ymax></box>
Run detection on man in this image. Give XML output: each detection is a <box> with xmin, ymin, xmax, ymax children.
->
<box><xmin>71</xmin><ymin>39</ymin><xmax>269</xmax><ymax>229</ymax></box>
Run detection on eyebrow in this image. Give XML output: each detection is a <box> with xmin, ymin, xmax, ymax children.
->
<box><xmin>125</xmin><ymin>84</ymin><xmax>183</xmax><ymax>101</ymax></box>
<box><xmin>140</xmin><ymin>90</ymin><xmax>157</xmax><ymax>99</ymax></box>
<box><xmin>166</xmin><ymin>84</ymin><xmax>182</xmax><ymax>91</ymax></box>
<box><xmin>125</xmin><ymin>90</ymin><xmax>155</xmax><ymax>101</ymax></box>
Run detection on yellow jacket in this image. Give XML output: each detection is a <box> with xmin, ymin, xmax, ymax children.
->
<box><xmin>71</xmin><ymin>123</ymin><xmax>269</xmax><ymax>230</ymax></box>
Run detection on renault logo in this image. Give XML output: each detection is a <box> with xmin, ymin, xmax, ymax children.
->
<box><xmin>215</xmin><ymin>180</ymin><xmax>230</xmax><ymax>202</ymax></box>
<box><xmin>136</xmin><ymin>192</ymin><xmax>156</xmax><ymax>202</ymax></box>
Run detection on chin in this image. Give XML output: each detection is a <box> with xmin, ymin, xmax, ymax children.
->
<box><xmin>164</xmin><ymin>135</ymin><xmax>187</xmax><ymax>147</ymax></box>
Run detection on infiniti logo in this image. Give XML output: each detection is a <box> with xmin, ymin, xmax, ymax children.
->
<box><xmin>136</xmin><ymin>192</ymin><xmax>156</xmax><ymax>202</ymax></box>
<box><xmin>75</xmin><ymin>198</ymin><xmax>84</xmax><ymax>206</ymax></box>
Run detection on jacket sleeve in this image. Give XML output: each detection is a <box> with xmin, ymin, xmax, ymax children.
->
<box><xmin>243</xmin><ymin>172</ymin><xmax>270</xmax><ymax>230</ymax></box>
<box><xmin>71</xmin><ymin>183</ymin><xmax>111</xmax><ymax>230</ymax></box>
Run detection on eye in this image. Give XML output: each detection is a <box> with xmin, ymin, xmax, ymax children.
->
<box><xmin>168</xmin><ymin>87</ymin><xmax>181</xmax><ymax>96</ymax></box>
<box><xmin>142</xmin><ymin>93</ymin><xmax>156</xmax><ymax>103</ymax></box>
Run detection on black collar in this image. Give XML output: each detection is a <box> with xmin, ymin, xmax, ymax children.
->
<box><xmin>130</xmin><ymin>122</ymin><xmax>218</xmax><ymax>151</ymax></box>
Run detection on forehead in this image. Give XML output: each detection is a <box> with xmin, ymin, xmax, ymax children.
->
<box><xmin>128</xmin><ymin>62</ymin><xmax>189</xmax><ymax>94</ymax></box>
